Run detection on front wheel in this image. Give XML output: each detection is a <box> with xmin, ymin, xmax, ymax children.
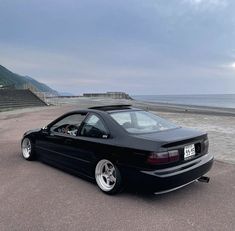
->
<box><xmin>21</xmin><ymin>137</ymin><xmax>35</xmax><ymax>161</ymax></box>
<box><xmin>95</xmin><ymin>159</ymin><xmax>123</xmax><ymax>195</ymax></box>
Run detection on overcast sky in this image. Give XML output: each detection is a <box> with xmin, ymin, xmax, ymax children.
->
<box><xmin>0</xmin><ymin>0</ymin><xmax>235</xmax><ymax>95</ymax></box>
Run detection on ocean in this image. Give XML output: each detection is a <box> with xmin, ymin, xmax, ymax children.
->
<box><xmin>132</xmin><ymin>94</ymin><xmax>235</xmax><ymax>109</ymax></box>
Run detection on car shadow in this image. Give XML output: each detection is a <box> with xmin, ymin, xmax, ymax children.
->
<box><xmin>123</xmin><ymin>180</ymin><xmax>208</xmax><ymax>202</ymax></box>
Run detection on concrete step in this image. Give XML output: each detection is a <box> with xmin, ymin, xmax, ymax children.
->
<box><xmin>0</xmin><ymin>89</ymin><xmax>47</xmax><ymax>110</ymax></box>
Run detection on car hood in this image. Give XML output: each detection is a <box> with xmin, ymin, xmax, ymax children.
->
<box><xmin>133</xmin><ymin>127</ymin><xmax>206</xmax><ymax>143</ymax></box>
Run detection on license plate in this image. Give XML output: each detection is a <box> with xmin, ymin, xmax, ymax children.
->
<box><xmin>184</xmin><ymin>144</ymin><xmax>195</xmax><ymax>159</ymax></box>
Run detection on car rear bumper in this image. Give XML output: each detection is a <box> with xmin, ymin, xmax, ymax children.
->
<box><xmin>121</xmin><ymin>153</ymin><xmax>214</xmax><ymax>193</ymax></box>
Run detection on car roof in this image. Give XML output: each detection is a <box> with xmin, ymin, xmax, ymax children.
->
<box><xmin>57</xmin><ymin>105</ymin><xmax>142</xmax><ymax>119</ymax></box>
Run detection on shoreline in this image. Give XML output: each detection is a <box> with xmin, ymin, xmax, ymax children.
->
<box><xmin>132</xmin><ymin>99</ymin><xmax>235</xmax><ymax>117</ymax></box>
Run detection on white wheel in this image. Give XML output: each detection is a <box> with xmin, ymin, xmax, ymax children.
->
<box><xmin>21</xmin><ymin>137</ymin><xmax>34</xmax><ymax>160</ymax></box>
<box><xmin>95</xmin><ymin>159</ymin><xmax>123</xmax><ymax>194</ymax></box>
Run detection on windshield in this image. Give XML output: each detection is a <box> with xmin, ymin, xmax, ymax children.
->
<box><xmin>110</xmin><ymin>110</ymin><xmax>178</xmax><ymax>134</ymax></box>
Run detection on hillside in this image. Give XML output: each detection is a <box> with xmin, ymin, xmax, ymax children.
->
<box><xmin>0</xmin><ymin>65</ymin><xmax>58</xmax><ymax>95</ymax></box>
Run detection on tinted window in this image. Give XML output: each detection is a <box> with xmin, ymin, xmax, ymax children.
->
<box><xmin>80</xmin><ymin>114</ymin><xmax>108</xmax><ymax>138</ymax></box>
<box><xmin>51</xmin><ymin>113</ymin><xmax>87</xmax><ymax>136</ymax></box>
<box><xmin>111</xmin><ymin>110</ymin><xmax>178</xmax><ymax>134</ymax></box>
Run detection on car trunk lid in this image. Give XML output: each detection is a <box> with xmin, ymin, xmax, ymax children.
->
<box><xmin>134</xmin><ymin>127</ymin><xmax>208</xmax><ymax>167</ymax></box>
<box><xmin>135</xmin><ymin>127</ymin><xmax>206</xmax><ymax>143</ymax></box>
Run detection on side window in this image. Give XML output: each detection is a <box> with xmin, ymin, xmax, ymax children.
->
<box><xmin>50</xmin><ymin>113</ymin><xmax>87</xmax><ymax>136</ymax></box>
<box><xmin>135</xmin><ymin>112</ymin><xmax>156</xmax><ymax>127</ymax></box>
<box><xmin>80</xmin><ymin>114</ymin><xmax>108</xmax><ymax>138</ymax></box>
<box><xmin>110</xmin><ymin>112</ymin><xmax>132</xmax><ymax>129</ymax></box>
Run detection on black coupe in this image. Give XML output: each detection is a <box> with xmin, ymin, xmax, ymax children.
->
<box><xmin>21</xmin><ymin>105</ymin><xmax>213</xmax><ymax>194</ymax></box>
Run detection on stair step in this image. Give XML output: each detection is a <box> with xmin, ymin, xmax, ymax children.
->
<box><xmin>0</xmin><ymin>89</ymin><xmax>47</xmax><ymax>110</ymax></box>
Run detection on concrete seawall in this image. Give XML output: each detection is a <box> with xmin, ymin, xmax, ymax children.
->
<box><xmin>83</xmin><ymin>92</ymin><xmax>132</xmax><ymax>100</ymax></box>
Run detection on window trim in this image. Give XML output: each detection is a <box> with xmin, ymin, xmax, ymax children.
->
<box><xmin>49</xmin><ymin>112</ymin><xmax>89</xmax><ymax>137</ymax></box>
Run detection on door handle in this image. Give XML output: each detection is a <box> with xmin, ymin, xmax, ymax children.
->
<box><xmin>64</xmin><ymin>139</ymin><xmax>73</xmax><ymax>145</ymax></box>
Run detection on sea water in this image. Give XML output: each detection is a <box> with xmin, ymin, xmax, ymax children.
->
<box><xmin>132</xmin><ymin>94</ymin><xmax>235</xmax><ymax>109</ymax></box>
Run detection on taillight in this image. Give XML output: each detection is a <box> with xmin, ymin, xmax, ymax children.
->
<box><xmin>147</xmin><ymin>150</ymin><xmax>179</xmax><ymax>165</ymax></box>
<box><xmin>204</xmin><ymin>139</ymin><xmax>209</xmax><ymax>154</ymax></box>
<box><xmin>169</xmin><ymin>150</ymin><xmax>180</xmax><ymax>162</ymax></box>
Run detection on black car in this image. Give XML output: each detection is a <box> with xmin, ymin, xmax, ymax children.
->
<box><xmin>21</xmin><ymin>105</ymin><xmax>213</xmax><ymax>194</ymax></box>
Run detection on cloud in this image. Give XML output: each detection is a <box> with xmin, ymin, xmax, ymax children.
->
<box><xmin>183</xmin><ymin>0</ymin><xmax>228</xmax><ymax>10</ymax></box>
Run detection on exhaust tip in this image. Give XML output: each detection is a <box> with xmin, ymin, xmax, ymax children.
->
<box><xmin>198</xmin><ymin>176</ymin><xmax>210</xmax><ymax>183</ymax></box>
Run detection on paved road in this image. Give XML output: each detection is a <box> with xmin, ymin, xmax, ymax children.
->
<box><xmin>0</xmin><ymin>106</ymin><xmax>235</xmax><ymax>231</ymax></box>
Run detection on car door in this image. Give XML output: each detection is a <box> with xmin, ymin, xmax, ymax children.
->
<box><xmin>74</xmin><ymin>113</ymin><xmax>111</xmax><ymax>176</ymax></box>
<box><xmin>36</xmin><ymin>112</ymin><xmax>94</xmax><ymax>176</ymax></box>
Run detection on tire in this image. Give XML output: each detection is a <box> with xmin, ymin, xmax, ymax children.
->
<box><xmin>21</xmin><ymin>137</ymin><xmax>35</xmax><ymax>161</ymax></box>
<box><xmin>95</xmin><ymin>159</ymin><xmax>123</xmax><ymax>195</ymax></box>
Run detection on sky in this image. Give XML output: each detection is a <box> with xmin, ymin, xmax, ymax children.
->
<box><xmin>0</xmin><ymin>0</ymin><xmax>235</xmax><ymax>95</ymax></box>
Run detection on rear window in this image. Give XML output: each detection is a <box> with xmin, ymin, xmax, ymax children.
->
<box><xmin>110</xmin><ymin>110</ymin><xmax>178</xmax><ymax>134</ymax></box>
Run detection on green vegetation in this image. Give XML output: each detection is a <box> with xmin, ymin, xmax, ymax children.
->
<box><xmin>0</xmin><ymin>65</ymin><xmax>58</xmax><ymax>95</ymax></box>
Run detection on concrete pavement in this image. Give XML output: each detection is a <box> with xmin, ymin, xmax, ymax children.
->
<box><xmin>0</xmin><ymin>105</ymin><xmax>234</xmax><ymax>231</ymax></box>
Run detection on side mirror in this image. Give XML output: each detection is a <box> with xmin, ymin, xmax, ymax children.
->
<box><xmin>41</xmin><ymin>126</ymin><xmax>50</xmax><ymax>135</ymax></box>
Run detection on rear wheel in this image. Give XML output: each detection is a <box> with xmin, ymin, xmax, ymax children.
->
<box><xmin>95</xmin><ymin>159</ymin><xmax>123</xmax><ymax>195</ymax></box>
<box><xmin>21</xmin><ymin>137</ymin><xmax>35</xmax><ymax>161</ymax></box>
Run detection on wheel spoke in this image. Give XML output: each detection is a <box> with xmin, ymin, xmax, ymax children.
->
<box><xmin>102</xmin><ymin>173</ymin><xmax>108</xmax><ymax>179</ymax></box>
<box><xmin>109</xmin><ymin>175</ymin><xmax>116</xmax><ymax>183</ymax></box>
<box><xmin>104</xmin><ymin>163</ymin><xmax>109</xmax><ymax>173</ymax></box>
<box><xmin>110</xmin><ymin>166</ymin><xmax>115</xmax><ymax>174</ymax></box>
<box><xmin>106</xmin><ymin>178</ymin><xmax>111</xmax><ymax>186</ymax></box>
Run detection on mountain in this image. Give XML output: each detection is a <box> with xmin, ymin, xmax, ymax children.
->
<box><xmin>0</xmin><ymin>65</ymin><xmax>58</xmax><ymax>95</ymax></box>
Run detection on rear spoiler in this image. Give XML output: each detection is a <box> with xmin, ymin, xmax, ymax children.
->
<box><xmin>162</xmin><ymin>134</ymin><xmax>208</xmax><ymax>148</ymax></box>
